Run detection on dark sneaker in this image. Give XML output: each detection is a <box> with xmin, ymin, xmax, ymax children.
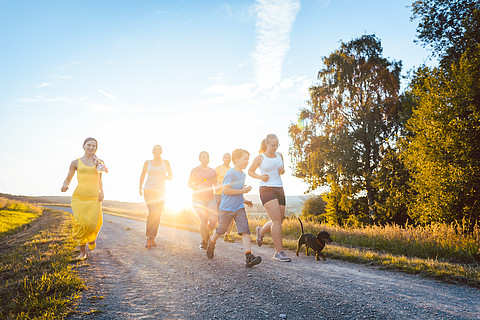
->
<box><xmin>199</xmin><ymin>240</ymin><xmax>208</xmax><ymax>250</ymax></box>
<box><xmin>245</xmin><ymin>253</ymin><xmax>262</xmax><ymax>268</ymax></box>
<box><xmin>224</xmin><ymin>234</ymin><xmax>234</xmax><ymax>243</ymax></box>
<box><xmin>272</xmin><ymin>251</ymin><xmax>291</xmax><ymax>262</ymax></box>
<box><xmin>206</xmin><ymin>240</ymin><xmax>215</xmax><ymax>259</ymax></box>
<box><xmin>256</xmin><ymin>226</ymin><xmax>264</xmax><ymax>247</ymax></box>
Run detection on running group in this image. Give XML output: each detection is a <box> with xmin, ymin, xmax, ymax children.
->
<box><xmin>62</xmin><ymin>134</ymin><xmax>290</xmax><ymax>267</ymax></box>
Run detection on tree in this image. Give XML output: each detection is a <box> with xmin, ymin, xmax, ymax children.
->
<box><xmin>300</xmin><ymin>195</ymin><xmax>327</xmax><ymax>222</ymax></box>
<box><xmin>411</xmin><ymin>0</ymin><xmax>480</xmax><ymax>67</ymax></box>
<box><xmin>373</xmin><ymin>146</ymin><xmax>412</xmax><ymax>225</ymax></box>
<box><xmin>404</xmin><ymin>46</ymin><xmax>480</xmax><ymax>229</ymax></box>
<box><xmin>289</xmin><ymin>34</ymin><xmax>402</xmax><ymax>223</ymax></box>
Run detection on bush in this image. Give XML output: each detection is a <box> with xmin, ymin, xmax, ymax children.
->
<box><xmin>301</xmin><ymin>195</ymin><xmax>326</xmax><ymax>222</ymax></box>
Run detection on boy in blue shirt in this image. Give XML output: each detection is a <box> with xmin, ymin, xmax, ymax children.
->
<box><xmin>206</xmin><ymin>149</ymin><xmax>262</xmax><ymax>267</ymax></box>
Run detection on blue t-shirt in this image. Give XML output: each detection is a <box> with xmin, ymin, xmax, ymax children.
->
<box><xmin>219</xmin><ymin>168</ymin><xmax>245</xmax><ymax>212</ymax></box>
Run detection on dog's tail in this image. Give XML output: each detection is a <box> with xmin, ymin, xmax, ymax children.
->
<box><xmin>297</xmin><ymin>217</ymin><xmax>305</xmax><ymax>235</ymax></box>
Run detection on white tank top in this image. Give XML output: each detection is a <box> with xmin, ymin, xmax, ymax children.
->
<box><xmin>144</xmin><ymin>160</ymin><xmax>166</xmax><ymax>191</ymax></box>
<box><xmin>259</xmin><ymin>152</ymin><xmax>283</xmax><ymax>187</ymax></box>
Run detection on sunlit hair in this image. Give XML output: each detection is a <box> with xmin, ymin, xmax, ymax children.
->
<box><xmin>199</xmin><ymin>151</ymin><xmax>209</xmax><ymax>160</ymax></box>
<box><xmin>259</xmin><ymin>134</ymin><xmax>278</xmax><ymax>154</ymax></box>
<box><xmin>232</xmin><ymin>149</ymin><xmax>249</xmax><ymax>164</ymax></box>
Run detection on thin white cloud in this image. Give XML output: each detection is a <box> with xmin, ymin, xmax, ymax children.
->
<box><xmin>223</xmin><ymin>3</ymin><xmax>233</xmax><ymax>16</ymax></box>
<box><xmin>36</xmin><ymin>82</ymin><xmax>52</xmax><ymax>88</ymax></box>
<box><xmin>252</xmin><ymin>0</ymin><xmax>301</xmax><ymax>90</ymax></box>
<box><xmin>18</xmin><ymin>96</ymin><xmax>88</xmax><ymax>104</ymax></box>
<box><xmin>98</xmin><ymin>89</ymin><xmax>117</xmax><ymax>102</ymax></box>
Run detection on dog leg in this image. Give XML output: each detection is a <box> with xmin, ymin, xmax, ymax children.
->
<box><xmin>305</xmin><ymin>246</ymin><xmax>309</xmax><ymax>256</ymax></box>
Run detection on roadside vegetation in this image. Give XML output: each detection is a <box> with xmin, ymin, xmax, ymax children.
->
<box><xmin>251</xmin><ymin>217</ymin><xmax>480</xmax><ymax>288</ymax></box>
<box><xmin>0</xmin><ymin>198</ymin><xmax>84</xmax><ymax>319</ymax></box>
<box><xmin>97</xmin><ymin>203</ymin><xmax>480</xmax><ymax>288</ymax></box>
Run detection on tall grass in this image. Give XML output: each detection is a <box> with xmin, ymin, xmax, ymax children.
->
<box><xmin>0</xmin><ymin>205</ymin><xmax>84</xmax><ymax>319</ymax></box>
<box><xmin>0</xmin><ymin>197</ymin><xmax>43</xmax><ymax>238</ymax></box>
<box><xmin>279</xmin><ymin>217</ymin><xmax>479</xmax><ymax>263</ymax></box>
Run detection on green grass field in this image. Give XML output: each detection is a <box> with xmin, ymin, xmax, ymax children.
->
<box><xmin>0</xmin><ymin>198</ymin><xmax>84</xmax><ymax>319</ymax></box>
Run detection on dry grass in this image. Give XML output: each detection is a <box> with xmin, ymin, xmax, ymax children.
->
<box><xmin>0</xmin><ymin>204</ymin><xmax>84</xmax><ymax>319</ymax></box>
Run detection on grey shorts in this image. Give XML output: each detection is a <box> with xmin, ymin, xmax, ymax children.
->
<box><xmin>216</xmin><ymin>207</ymin><xmax>250</xmax><ymax>235</ymax></box>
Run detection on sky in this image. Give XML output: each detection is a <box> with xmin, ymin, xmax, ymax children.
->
<box><xmin>0</xmin><ymin>0</ymin><xmax>435</xmax><ymax>206</ymax></box>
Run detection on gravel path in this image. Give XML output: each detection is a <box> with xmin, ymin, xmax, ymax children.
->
<box><xmin>56</xmin><ymin>209</ymin><xmax>480</xmax><ymax>320</ymax></box>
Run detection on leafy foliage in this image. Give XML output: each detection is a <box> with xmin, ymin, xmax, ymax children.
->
<box><xmin>404</xmin><ymin>45</ymin><xmax>480</xmax><ymax>229</ymax></box>
<box><xmin>300</xmin><ymin>195</ymin><xmax>326</xmax><ymax>221</ymax></box>
<box><xmin>411</xmin><ymin>0</ymin><xmax>480</xmax><ymax>67</ymax></box>
<box><xmin>289</xmin><ymin>34</ymin><xmax>402</xmax><ymax>223</ymax></box>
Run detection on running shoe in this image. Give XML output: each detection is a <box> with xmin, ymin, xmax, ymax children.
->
<box><xmin>245</xmin><ymin>253</ymin><xmax>262</xmax><ymax>268</ymax></box>
<box><xmin>145</xmin><ymin>238</ymin><xmax>152</xmax><ymax>249</ymax></box>
<box><xmin>206</xmin><ymin>239</ymin><xmax>215</xmax><ymax>259</ymax></box>
<box><xmin>272</xmin><ymin>251</ymin><xmax>291</xmax><ymax>262</ymax></box>
<box><xmin>256</xmin><ymin>226</ymin><xmax>264</xmax><ymax>247</ymax></box>
<box><xmin>199</xmin><ymin>240</ymin><xmax>208</xmax><ymax>250</ymax></box>
<box><xmin>224</xmin><ymin>234</ymin><xmax>234</xmax><ymax>243</ymax></box>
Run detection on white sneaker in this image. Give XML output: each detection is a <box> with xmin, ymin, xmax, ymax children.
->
<box><xmin>256</xmin><ymin>226</ymin><xmax>264</xmax><ymax>247</ymax></box>
<box><xmin>272</xmin><ymin>251</ymin><xmax>291</xmax><ymax>262</ymax></box>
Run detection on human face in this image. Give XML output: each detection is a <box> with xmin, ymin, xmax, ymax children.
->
<box><xmin>223</xmin><ymin>153</ymin><xmax>231</xmax><ymax>166</ymax></box>
<box><xmin>266</xmin><ymin>138</ymin><xmax>279</xmax><ymax>152</ymax></box>
<box><xmin>83</xmin><ymin>140</ymin><xmax>97</xmax><ymax>155</ymax></box>
<box><xmin>199</xmin><ymin>152</ymin><xmax>209</xmax><ymax>166</ymax></box>
<box><xmin>236</xmin><ymin>154</ymin><xmax>249</xmax><ymax>170</ymax></box>
<box><xmin>152</xmin><ymin>145</ymin><xmax>162</xmax><ymax>158</ymax></box>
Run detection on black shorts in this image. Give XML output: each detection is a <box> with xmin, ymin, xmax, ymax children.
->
<box><xmin>259</xmin><ymin>186</ymin><xmax>286</xmax><ymax>206</ymax></box>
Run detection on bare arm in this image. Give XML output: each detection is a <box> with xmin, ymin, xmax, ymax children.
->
<box><xmin>139</xmin><ymin>161</ymin><xmax>149</xmax><ymax>196</ymax></box>
<box><xmin>188</xmin><ymin>169</ymin><xmax>195</xmax><ymax>189</ymax></box>
<box><xmin>278</xmin><ymin>152</ymin><xmax>285</xmax><ymax>175</ymax></box>
<box><xmin>98</xmin><ymin>173</ymin><xmax>104</xmax><ymax>201</ymax></box>
<box><xmin>223</xmin><ymin>184</ymin><xmax>252</xmax><ymax>195</ymax></box>
<box><xmin>164</xmin><ymin>160</ymin><xmax>173</xmax><ymax>180</ymax></box>
<box><xmin>61</xmin><ymin>160</ymin><xmax>78</xmax><ymax>192</ymax></box>
<box><xmin>248</xmin><ymin>155</ymin><xmax>269</xmax><ymax>182</ymax></box>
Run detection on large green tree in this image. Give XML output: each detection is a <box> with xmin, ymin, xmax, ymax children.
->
<box><xmin>289</xmin><ymin>35</ymin><xmax>402</xmax><ymax>223</ymax></box>
<box><xmin>405</xmin><ymin>0</ymin><xmax>480</xmax><ymax>230</ymax></box>
<box><xmin>411</xmin><ymin>0</ymin><xmax>480</xmax><ymax>67</ymax></box>
<box><xmin>404</xmin><ymin>46</ymin><xmax>480</xmax><ymax>228</ymax></box>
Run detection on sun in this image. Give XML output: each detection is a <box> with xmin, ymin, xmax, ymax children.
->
<box><xmin>164</xmin><ymin>180</ymin><xmax>193</xmax><ymax>213</ymax></box>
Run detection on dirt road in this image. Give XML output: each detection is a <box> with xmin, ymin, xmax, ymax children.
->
<box><xmin>55</xmin><ymin>208</ymin><xmax>480</xmax><ymax>319</ymax></box>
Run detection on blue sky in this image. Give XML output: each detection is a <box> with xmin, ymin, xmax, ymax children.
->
<box><xmin>0</xmin><ymin>0</ymin><xmax>434</xmax><ymax>205</ymax></box>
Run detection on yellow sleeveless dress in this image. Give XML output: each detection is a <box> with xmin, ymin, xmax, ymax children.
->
<box><xmin>71</xmin><ymin>159</ymin><xmax>103</xmax><ymax>246</ymax></box>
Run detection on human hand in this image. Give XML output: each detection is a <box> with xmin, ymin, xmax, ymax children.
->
<box><xmin>139</xmin><ymin>187</ymin><xmax>143</xmax><ymax>196</ymax></box>
<box><xmin>98</xmin><ymin>190</ymin><xmax>104</xmax><ymax>201</ymax></box>
<box><xmin>61</xmin><ymin>185</ymin><xmax>69</xmax><ymax>192</ymax></box>
<box><xmin>261</xmin><ymin>174</ymin><xmax>269</xmax><ymax>182</ymax></box>
<box><xmin>244</xmin><ymin>200</ymin><xmax>253</xmax><ymax>208</ymax></box>
<box><xmin>278</xmin><ymin>167</ymin><xmax>285</xmax><ymax>175</ymax></box>
<box><xmin>242</xmin><ymin>185</ymin><xmax>252</xmax><ymax>193</ymax></box>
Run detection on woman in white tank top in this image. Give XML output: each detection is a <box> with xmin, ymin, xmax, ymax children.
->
<box><xmin>139</xmin><ymin>145</ymin><xmax>172</xmax><ymax>249</ymax></box>
<box><xmin>248</xmin><ymin>134</ymin><xmax>291</xmax><ymax>262</ymax></box>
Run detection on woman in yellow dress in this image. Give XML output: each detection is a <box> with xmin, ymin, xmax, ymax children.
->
<box><xmin>61</xmin><ymin>137</ymin><xmax>106</xmax><ymax>260</ymax></box>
